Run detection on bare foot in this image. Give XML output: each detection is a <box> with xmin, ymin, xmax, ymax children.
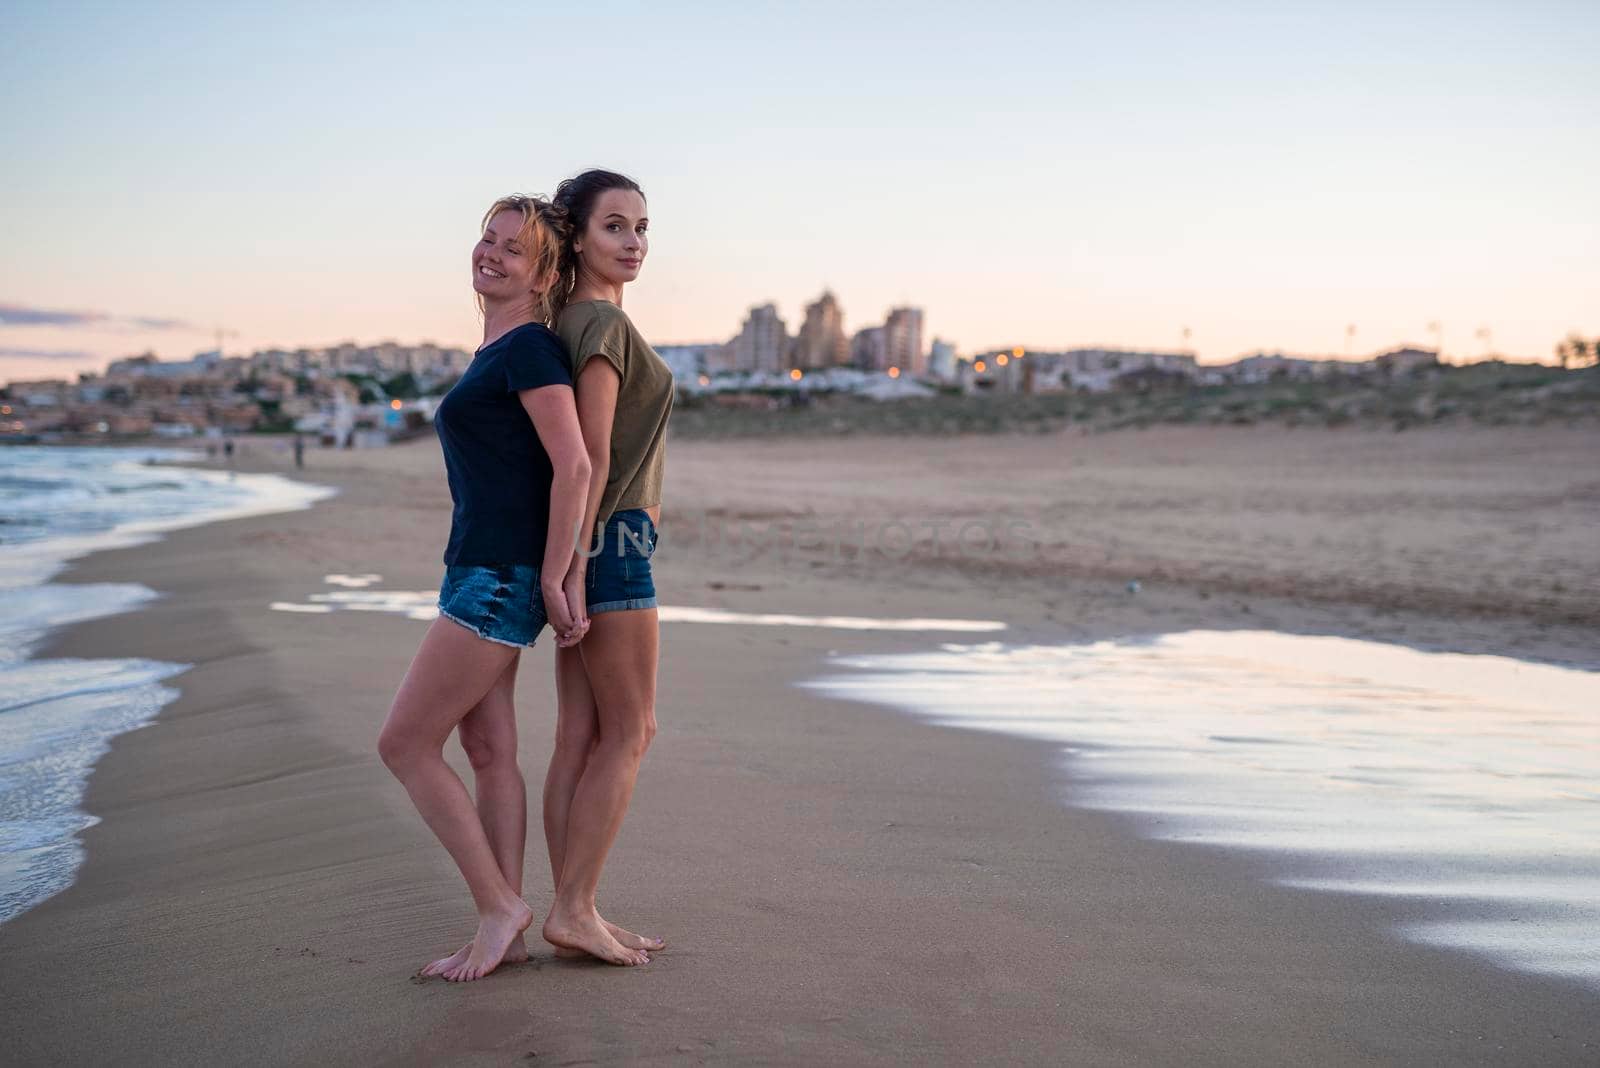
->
<box><xmin>543</xmin><ymin>905</ymin><xmax>650</xmax><ymax>966</ymax></box>
<box><xmin>552</xmin><ymin>916</ymin><xmax>664</xmax><ymax>959</ymax></box>
<box><xmin>420</xmin><ymin>934</ymin><xmax>530</xmax><ymax>978</ymax></box>
<box><xmin>442</xmin><ymin>900</ymin><xmax>535</xmax><ymax>982</ymax></box>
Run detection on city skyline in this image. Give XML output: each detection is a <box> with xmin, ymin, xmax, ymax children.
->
<box><xmin>3</xmin><ymin>3</ymin><xmax>1597</xmax><ymax>385</ymax></box>
<box><xmin>4</xmin><ymin>282</ymin><xmax>1524</xmax><ymax>392</ymax></box>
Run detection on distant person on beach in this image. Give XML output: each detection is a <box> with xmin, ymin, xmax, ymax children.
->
<box><xmin>540</xmin><ymin>169</ymin><xmax>674</xmax><ymax>967</ymax></box>
<box><xmin>377</xmin><ymin>195</ymin><xmax>600</xmax><ymax>982</ymax></box>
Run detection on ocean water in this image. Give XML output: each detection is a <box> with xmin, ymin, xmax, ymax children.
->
<box><xmin>0</xmin><ymin>446</ymin><xmax>335</xmax><ymax>923</ymax></box>
<box><xmin>801</xmin><ymin>632</ymin><xmax>1600</xmax><ymax>989</ymax></box>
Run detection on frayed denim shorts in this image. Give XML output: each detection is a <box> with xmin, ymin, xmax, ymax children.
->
<box><xmin>586</xmin><ymin>508</ymin><xmax>658</xmax><ymax>615</ymax></box>
<box><xmin>437</xmin><ymin>562</ymin><xmax>547</xmax><ymax>648</ymax></box>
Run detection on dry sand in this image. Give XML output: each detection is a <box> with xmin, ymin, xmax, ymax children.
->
<box><xmin>3</xmin><ymin>424</ymin><xmax>1597</xmax><ymax>1065</ymax></box>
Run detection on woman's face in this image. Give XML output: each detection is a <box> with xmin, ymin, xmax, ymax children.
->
<box><xmin>574</xmin><ymin>188</ymin><xmax>648</xmax><ymax>287</ymax></box>
<box><xmin>472</xmin><ymin>208</ymin><xmax>541</xmax><ymax>303</ymax></box>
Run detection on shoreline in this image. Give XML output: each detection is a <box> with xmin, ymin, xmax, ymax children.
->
<box><xmin>4</xmin><ymin>427</ymin><xmax>1598</xmax><ymax>1064</ymax></box>
<box><xmin>0</xmin><ymin>448</ymin><xmax>335</xmax><ymax>925</ymax></box>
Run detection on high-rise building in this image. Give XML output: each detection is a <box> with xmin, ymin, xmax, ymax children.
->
<box><xmin>882</xmin><ymin>307</ymin><xmax>925</xmax><ymax>374</ymax></box>
<box><xmin>728</xmin><ymin>303</ymin><xmax>789</xmax><ymax>374</ymax></box>
<box><xmin>792</xmin><ymin>290</ymin><xmax>849</xmax><ymax>370</ymax></box>
<box><xmin>851</xmin><ymin>326</ymin><xmax>886</xmax><ymax>371</ymax></box>
<box><xmin>928</xmin><ymin>338</ymin><xmax>957</xmax><ymax>380</ymax></box>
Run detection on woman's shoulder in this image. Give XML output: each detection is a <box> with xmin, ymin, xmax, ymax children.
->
<box><xmin>499</xmin><ymin>322</ymin><xmax>571</xmax><ymax>368</ymax></box>
<box><xmin>559</xmin><ymin>299</ymin><xmax>637</xmax><ymax>333</ymax></box>
<box><xmin>485</xmin><ymin>320</ymin><xmax>561</xmax><ymax>349</ymax></box>
<box><xmin>559</xmin><ymin>301</ymin><xmax>647</xmax><ymax>363</ymax></box>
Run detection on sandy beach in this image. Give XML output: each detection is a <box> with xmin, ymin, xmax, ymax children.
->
<box><xmin>4</xmin><ymin>423</ymin><xmax>1598</xmax><ymax>1066</ymax></box>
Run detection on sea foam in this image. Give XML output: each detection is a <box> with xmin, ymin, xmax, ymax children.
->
<box><xmin>0</xmin><ymin>446</ymin><xmax>334</xmax><ymax>923</ymax></box>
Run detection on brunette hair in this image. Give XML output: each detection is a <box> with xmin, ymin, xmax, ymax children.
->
<box><xmin>476</xmin><ymin>195</ymin><xmax>568</xmax><ymax>325</ymax></box>
<box><xmin>549</xmin><ymin>169</ymin><xmax>646</xmax><ymax>321</ymax></box>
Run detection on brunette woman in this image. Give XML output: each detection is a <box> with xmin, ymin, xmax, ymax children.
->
<box><xmin>539</xmin><ymin>170</ymin><xmax>674</xmax><ymax>966</ymax></box>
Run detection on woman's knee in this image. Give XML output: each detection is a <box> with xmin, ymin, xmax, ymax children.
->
<box><xmin>378</xmin><ymin>719</ymin><xmax>432</xmax><ymax>774</ymax></box>
<box><xmin>550</xmin><ymin>724</ymin><xmax>597</xmax><ymax>776</ymax></box>
<box><xmin>599</xmin><ymin>708</ymin><xmax>657</xmax><ymax>760</ymax></box>
<box><xmin>458</xmin><ymin>721</ymin><xmax>517</xmax><ymax>772</ymax></box>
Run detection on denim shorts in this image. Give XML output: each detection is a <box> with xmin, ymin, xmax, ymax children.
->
<box><xmin>586</xmin><ymin>508</ymin><xmax>658</xmax><ymax>615</ymax></box>
<box><xmin>437</xmin><ymin>562</ymin><xmax>547</xmax><ymax>648</ymax></box>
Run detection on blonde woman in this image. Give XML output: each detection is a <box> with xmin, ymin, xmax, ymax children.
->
<box><xmin>378</xmin><ymin>195</ymin><xmax>596</xmax><ymax>982</ymax></box>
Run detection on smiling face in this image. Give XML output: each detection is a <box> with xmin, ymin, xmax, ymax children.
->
<box><xmin>471</xmin><ymin>208</ymin><xmax>542</xmax><ymax>302</ymax></box>
<box><xmin>573</xmin><ymin>188</ymin><xmax>649</xmax><ymax>289</ymax></box>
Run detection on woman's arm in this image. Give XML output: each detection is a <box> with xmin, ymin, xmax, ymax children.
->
<box><xmin>570</xmin><ymin>358</ymin><xmax>622</xmax><ymax>566</ymax></box>
<box><xmin>519</xmin><ymin>384</ymin><xmax>592</xmax><ymax>643</ymax></box>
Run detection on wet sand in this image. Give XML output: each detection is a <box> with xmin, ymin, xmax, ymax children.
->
<box><xmin>3</xmin><ymin>424</ymin><xmax>1597</xmax><ymax>1065</ymax></box>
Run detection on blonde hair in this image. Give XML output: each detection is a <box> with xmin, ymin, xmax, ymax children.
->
<box><xmin>476</xmin><ymin>195</ymin><xmax>570</xmax><ymax>326</ymax></box>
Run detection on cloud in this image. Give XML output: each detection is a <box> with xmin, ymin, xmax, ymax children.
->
<box><xmin>0</xmin><ymin>304</ymin><xmax>106</xmax><ymax>327</ymax></box>
<box><xmin>0</xmin><ymin>346</ymin><xmax>98</xmax><ymax>360</ymax></box>
<box><xmin>0</xmin><ymin>302</ymin><xmax>198</xmax><ymax>332</ymax></box>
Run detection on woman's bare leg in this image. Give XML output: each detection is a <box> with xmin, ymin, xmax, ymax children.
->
<box><xmin>543</xmin><ymin>643</ymin><xmax>663</xmax><ymax>955</ymax></box>
<box><xmin>419</xmin><ymin>653</ymin><xmax>533</xmax><ymax>977</ymax></box>
<box><xmin>465</xmin><ymin>652</ymin><xmax>526</xmax><ymax>904</ymax></box>
<box><xmin>377</xmin><ymin>617</ymin><xmax>533</xmax><ymax>981</ymax></box>
<box><xmin>541</xmin><ymin>609</ymin><xmax>659</xmax><ymax>965</ymax></box>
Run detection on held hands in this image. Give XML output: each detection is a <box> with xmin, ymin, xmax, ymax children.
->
<box><xmin>542</xmin><ymin>565</ymin><xmax>590</xmax><ymax>647</ymax></box>
<box><xmin>562</xmin><ymin>564</ymin><xmax>590</xmax><ymax>645</ymax></box>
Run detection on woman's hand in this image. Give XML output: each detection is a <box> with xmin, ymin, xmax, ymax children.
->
<box><xmin>543</xmin><ymin>575</ymin><xmax>587</xmax><ymax>647</ymax></box>
<box><xmin>560</xmin><ymin>564</ymin><xmax>589</xmax><ymax>644</ymax></box>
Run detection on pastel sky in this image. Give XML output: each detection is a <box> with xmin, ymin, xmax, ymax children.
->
<box><xmin>3</xmin><ymin>0</ymin><xmax>1597</xmax><ymax>386</ymax></box>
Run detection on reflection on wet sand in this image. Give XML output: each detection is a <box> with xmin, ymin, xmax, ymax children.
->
<box><xmin>270</xmin><ymin>576</ymin><xmax>1006</xmax><ymax>632</ymax></box>
<box><xmin>804</xmin><ymin>630</ymin><xmax>1600</xmax><ymax>988</ymax></box>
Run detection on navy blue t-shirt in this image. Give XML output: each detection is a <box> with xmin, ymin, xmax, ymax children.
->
<box><xmin>435</xmin><ymin>322</ymin><xmax>574</xmax><ymax>566</ymax></box>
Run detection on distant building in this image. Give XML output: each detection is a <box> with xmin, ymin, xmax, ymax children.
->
<box><xmin>654</xmin><ymin>343</ymin><xmax>719</xmax><ymax>383</ymax></box>
<box><xmin>882</xmin><ymin>307</ymin><xmax>925</xmax><ymax>374</ymax></box>
<box><xmin>1224</xmin><ymin>352</ymin><xmax>1321</xmax><ymax>384</ymax></box>
<box><xmin>851</xmin><ymin>326</ymin><xmax>886</xmax><ymax>371</ymax></box>
<box><xmin>106</xmin><ymin>352</ymin><xmax>161</xmax><ymax>377</ymax></box>
<box><xmin>963</xmin><ymin>347</ymin><xmax>1200</xmax><ymax>393</ymax></box>
<box><xmin>702</xmin><ymin>341</ymin><xmax>738</xmax><ymax>374</ymax></box>
<box><xmin>928</xmin><ymin>338</ymin><xmax>957</xmax><ymax>380</ymax></box>
<box><xmin>1064</xmin><ymin>348</ymin><xmax>1196</xmax><ymax>391</ymax></box>
<box><xmin>1372</xmin><ymin>346</ymin><xmax>1440</xmax><ymax>377</ymax></box>
<box><xmin>5</xmin><ymin>379</ymin><xmax>70</xmax><ymax>406</ymax></box>
<box><xmin>955</xmin><ymin>357</ymin><xmax>999</xmax><ymax>394</ymax></box>
<box><xmin>727</xmin><ymin>303</ymin><xmax>788</xmax><ymax>374</ymax></box>
<box><xmin>792</xmin><ymin>290</ymin><xmax>850</xmax><ymax>370</ymax></box>
<box><xmin>105</xmin><ymin>351</ymin><xmax>215</xmax><ymax>379</ymax></box>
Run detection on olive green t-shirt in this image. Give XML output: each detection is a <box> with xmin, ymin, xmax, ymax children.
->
<box><xmin>555</xmin><ymin>300</ymin><xmax>675</xmax><ymax>528</ymax></box>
